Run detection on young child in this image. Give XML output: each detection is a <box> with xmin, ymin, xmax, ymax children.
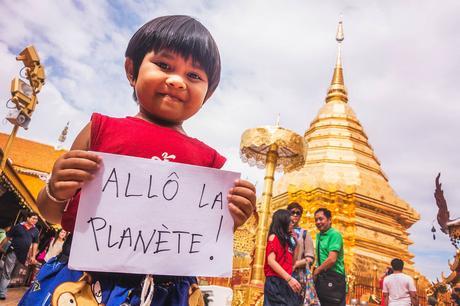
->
<box><xmin>264</xmin><ymin>209</ymin><xmax>301</xmax><ymax>306</ymax></box>
<box><xmin>20</xmin><ymin>15</ymin><xmax>256</xmax><ymax>306</ymax></box>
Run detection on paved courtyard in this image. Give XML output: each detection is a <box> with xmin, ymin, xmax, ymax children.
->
<box><xmin>0</xmin><ymin>287</ymin><xmax>27</xmax><ymax>305</ymax></box>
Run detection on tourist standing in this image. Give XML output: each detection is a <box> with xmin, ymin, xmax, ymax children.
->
<box><xmin>379</xmin><ymin>267</ymin><xmax>393</xmax><ymax>306</ymax></box>
<box><xmin>313</xmin><ymin>207</ymin><xmax>346</xmax><ymax>306</ymax></box>
<box><xmin>43</xmin><ymin>229</ymin><xmax>67</xmax><ymax>262</ymax></box>
<box><xmin>287</xmin><ymin>202</ymin><xmax>319</xmax><ymax>305</ymax></box>
<box><xmin>264</xmin><ymin>209</ymin><xmax>301</xmax><ymax>305</ymax></box>
<box><xmin>0</xmin><ymin>212</ymin><xmax>39</xmax><ymax>300</ymax></box>
<box><xmin>382</xmin><ymin>258</ymin><xmax>418</xmax><ymax>306</ymax></box>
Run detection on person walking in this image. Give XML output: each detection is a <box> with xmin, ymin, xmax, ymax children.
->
<box><xmin>382</xmin><ymin>258</ymin><xmax>418</xmax><ymax>306</ymax></box>
<box><xmin>0</xmin><ymin>212</ymin><xmax>39</xmax><ymax>300</ymax></box>
<box><xmin>264</xmin><ymin>209</ymin><xmax>301</xmax><ymax>305</ymax></box>
<box><xmin>313</xmin><ymin>207</ymin><xmax>346</xmax><ymax>306</ymax></box>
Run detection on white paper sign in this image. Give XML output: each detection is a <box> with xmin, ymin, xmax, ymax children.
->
<box><xmin>69</xmin><ymin>152</ymin><xmax>240</xmax><ymax>277</ymax></box>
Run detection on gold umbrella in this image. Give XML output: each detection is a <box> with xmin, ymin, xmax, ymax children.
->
<box><xmin>240</xmin><ymin>124</ymin><xmax>306</xmax><ymax>286</ymax></box>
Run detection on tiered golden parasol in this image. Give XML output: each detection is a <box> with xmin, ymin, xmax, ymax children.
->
<box><xmin>240</xmin><ymin>123</ymin><xmax>306</xmax><ymax>289</ymax></box>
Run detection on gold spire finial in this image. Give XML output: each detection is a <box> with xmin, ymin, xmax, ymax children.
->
<box><xmin>336</xmin><ymin>16</ymin><xmax>344</xmax><ymax>42</ymax></box>
<box><xmin>276</xmin><ymin>113</ymin><xmax>280</xmax><ymax>126</ymax></box>
<box><xmin>326</xmin><ymin>17</ymin><xmax>348</xmax><ymax>103</ymax></box>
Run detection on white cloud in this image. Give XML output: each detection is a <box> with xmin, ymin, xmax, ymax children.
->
<box><xmin>0</xmin><ymin>0</ymin><xmax>459</xmax><ymax>282</ymax></box>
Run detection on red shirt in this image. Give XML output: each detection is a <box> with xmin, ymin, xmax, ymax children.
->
<box><xmin>61</xmin><ymin>113</ymin><xmax>226</xmax><ymax>232</ymax></box>
<box><xmin>264</xmin><ymin>235</ymin><xmax>293</xmax><ymax>277</ymax></box>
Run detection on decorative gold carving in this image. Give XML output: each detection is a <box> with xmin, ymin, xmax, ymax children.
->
<box><xmin>234</xmin><ymin>213</ymin><xmax>258</xmax><ymax>255</ymax></box>
<box><xmin>440</xmin><ymin>249</ymin><xmax>460</xmax><ymax>285</ymax></box>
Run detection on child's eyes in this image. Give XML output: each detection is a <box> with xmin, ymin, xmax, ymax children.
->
<box><xmin>187</xmin><ymin>72</ymin><xmax>203</xmax><ymax>80</ymax></box>
<box><xmin>154</xmin><ymin>60</ymin><xmax>205</xmax><ymax>81</ymax></box>
<box><xmin>155</xmin><ymin>62</ymin><xmax>170</xmax><ymax>70</ymax></box>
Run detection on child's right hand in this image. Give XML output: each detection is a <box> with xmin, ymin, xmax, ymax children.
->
<box><xmin>288</xmin><ymin>277</ymin><xmax>302</xmax><ymax>293</ymax></box>
<box><xmin>48</xmin><ymin>150</ymin><xmax>101</xmax><ymax>201</ymax></box>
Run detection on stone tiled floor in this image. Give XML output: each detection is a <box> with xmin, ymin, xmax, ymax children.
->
<box><xmin>0</xmin><ymin>287</ymin><xmax>27</xmax><ymax>305</ymax></box>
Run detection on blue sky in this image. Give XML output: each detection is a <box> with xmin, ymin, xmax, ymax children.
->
<box><xmin>1</xmin><ymin>0</ymin><xmax>460</xmax><ymax>281</ymax></box>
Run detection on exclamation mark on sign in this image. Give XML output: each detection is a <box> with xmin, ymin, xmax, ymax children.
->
<box><xmin>210</xmin><ymin>215</ymin><xmax>224</xmax><ymax>261</ymax></box>
<box><xmin>216</xmin><ymin>215</ymin><xmax>223</xmax><ymax>242</ymax></box>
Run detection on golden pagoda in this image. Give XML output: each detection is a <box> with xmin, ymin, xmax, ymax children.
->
<box><xmin>226</xmin><ymin>20</ymin><xmax>430</xmax><ymax>305</ymax></box>
<box><xmin>272</xmin><ymin>20</ymin><xmax>428</xmax><ymax>300</ymax></box>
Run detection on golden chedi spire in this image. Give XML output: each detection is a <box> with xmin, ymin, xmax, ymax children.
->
<box><xmin>276</xmin><ymin>19</ymin><xmax>397</xmax><ymax>200</ymax></box>
<box><xmin>326</xmin><ymin>19</ymin><xmax>348</xmax><ymax>103</ymax></box>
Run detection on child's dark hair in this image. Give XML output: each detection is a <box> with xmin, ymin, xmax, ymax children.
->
<box><xmin>125</xmin><ymin>15</ymin><xmax>221</xmax><ymax>101</ymax></box>
<box><xmin>268</xmin><ymin>209</ymin><xmax>291</xmax><ymax>250</ymax></box>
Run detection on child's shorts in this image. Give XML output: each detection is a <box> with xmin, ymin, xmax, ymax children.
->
<box><xmin>19</xmin><ymin>238</ymin><xmax>199</xmax><ymax>306</ymax></box>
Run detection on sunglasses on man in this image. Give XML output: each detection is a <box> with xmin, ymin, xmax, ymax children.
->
<box><xmin>290</xmin><ymin>210</ymin><xmax>301</xmax><ymax>217</ymax></box>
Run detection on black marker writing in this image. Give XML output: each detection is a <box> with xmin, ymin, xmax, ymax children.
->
<box><xmin>87</xmin><ymin>217</ymin><xmax>107</xmax><ymax>252</ymax></box>
<box><xmin>102</xmin><ymin>168</ymin><xmax>119</xmax><ymax>197</ymax></box>
<box><xmin>211</xmin><ymin>192</ymin><xmax>223</xmax><ymax>210</ymax></box>
<box><xmin>162</xmin><ymin>172</ymin><xmax>179</xmax><ymax>201</ymax></box>
<box><xmin>198</xmin><ymin>184</ymin><xmax>209</xmax><ymax>208</ymax></box>
<box><xmin>125</xmin><ymin>173</ymin><xmax>143</xmax><ymax>197</ymax></box>
<box><xmin>87</xmin><ymin>217</ymin><xmax>203</xmax><ymax>255</ymax></box>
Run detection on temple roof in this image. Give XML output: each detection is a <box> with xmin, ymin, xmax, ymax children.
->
<box><xmin>274</xmin><ymin>20</ymin><xmax>419</xmax><ymax>225</ymax></box>
<box><xmin>0</xmin><ymin>132</ymin><xmax>66</xmax><ymax>199</ymax></box>
<box><xmin>0</xmin><ymin>132</ymin><xmax>65</xmax><ymax>173</ymax></box>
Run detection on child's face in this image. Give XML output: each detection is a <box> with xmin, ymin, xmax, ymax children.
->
<box><xmin>131</xmin><ymin>50</ymin><xmax>209</xmax><ymax>125</ymax></box>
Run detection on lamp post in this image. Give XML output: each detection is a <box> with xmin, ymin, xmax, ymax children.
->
<box><xmin>238</xmin><ymin>123</ymin><xmax>305</xmax><ymax>304</ymax></box>
<box><xmin>0</xmin><ymin>46</ymin><xmax>45</xmax><ymax>173</ymax></box>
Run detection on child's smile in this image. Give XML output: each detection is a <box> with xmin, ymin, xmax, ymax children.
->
<box><xmin>157</xmin><ymin>92</ymin><xmax>185</xmax><ymax>104</ymax></box>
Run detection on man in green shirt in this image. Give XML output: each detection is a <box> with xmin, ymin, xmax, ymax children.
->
<box><xmin>314</xmin><ymin>208</ymin><xmax>346</xmax><ymax>306</ymax></box>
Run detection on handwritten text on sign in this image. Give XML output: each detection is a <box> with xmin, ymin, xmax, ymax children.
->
<box><xmin>68</xmin><ymin>152</ymin><xmax>240</xmax><ymax>277</ymax></box>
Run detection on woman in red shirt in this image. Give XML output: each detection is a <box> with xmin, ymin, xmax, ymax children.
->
<box><xmin>264</xmin><ymin>209</ymin><xmax>302</xmax><ymax>305</ymax></box>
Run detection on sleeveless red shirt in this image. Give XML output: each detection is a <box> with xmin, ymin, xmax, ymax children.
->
<box><xmin>61</xmin><ymin>113</ymin><xmax>226</xmax><ymax>232</ymax></box>
<box><xmin>264</xmin><ymin>235</ymin><xmax>293</xmax><ymax>277</ymax></box>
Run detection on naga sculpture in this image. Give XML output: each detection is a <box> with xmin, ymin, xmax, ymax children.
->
<box><xmin>434</xmin><ymin>173</ymin><xmax>460</xmax><ymax>248</ymax></box>
<box><xmin>428</xmin><ymin>173</ymin><xmax>460</xmax><ymax>305</ymax></box>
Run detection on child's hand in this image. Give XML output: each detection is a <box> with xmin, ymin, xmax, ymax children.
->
<box><xmin>49</xmin><ymin>150</ymin><xmax>101</xmax><ymax>201</ymax></box>
<box><xmin>228</xmin><ymin>179</ymin><xmax>256</xmax><ymax>230</ymax></box>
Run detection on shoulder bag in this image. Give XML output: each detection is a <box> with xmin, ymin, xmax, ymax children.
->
<box><xmin>314</xmin><ymin>239</ymin><xmax>346</xmax><ymax>304</ymax></box>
